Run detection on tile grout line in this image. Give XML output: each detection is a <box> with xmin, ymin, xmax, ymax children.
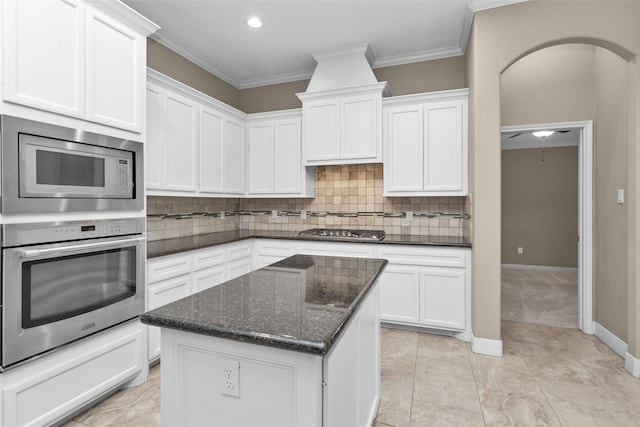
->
<box><xmin>466</xmin><ymin>342</ymin><xmax>488</xmax><ymax>426</ymax></box>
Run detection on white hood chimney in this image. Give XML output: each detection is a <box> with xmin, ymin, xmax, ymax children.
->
<box><xmin>304</xmin><ymin>44</ymin><xmax>389</xmax><ymax>95</ymax></box>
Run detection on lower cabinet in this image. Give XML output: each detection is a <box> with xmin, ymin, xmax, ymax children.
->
<box><xmin>146</xmin><ymin>241</ymin><xmax>255</xmax><ymax>361</ymax></box>
<box><xmin>147</xmin><ymin>238</ymin><xmax>471</xmax><ymax>363</ymax></box>
<box><xmin>376</xmin><ymin>246</ymin><xmax>470</xmax><ymax>339</ymax></box>
<box><xmin>378</xmin><ymin>266</ymin><xmax>420</xmax><ymax>324</ymax></box>
<box><xmin>0</xmin><ymin>320</ymin><xmax>146</xmax><ymax>427</ymax></box>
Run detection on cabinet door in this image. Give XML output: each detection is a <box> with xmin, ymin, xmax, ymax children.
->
<box><xmin>86</xmin><ymin>7</ymin><xmax>143</xmax><ymax>131</ymax></box>
<box><xmin>304</xmin><ymin>100</ymin><xmax>339</xmax><ymax>162</ymax></box>
<box><xmin>274</xmin><ymin>119</ymin><xmax>302</xmax><ymax>193</ymax></box>
<box><xmin>379</xmin><ymin>266</ymin><xmax>420</xmax><ymax>324</ymax></box>
<box><xmin>145</xmin><ymin>84</ymin><xmax>163</xmax><ymax>189</ymax></box>
<box><xmin>193</xmin><ymin>265</ymin><xmax>226</xmax><ymax>293</ymax></box>
<box><xmin>424</xmin><ymin>101</ymin><xmax>464</xmax><ymax>192</ymax></box>
<box><xmin>199</xmin><ymin>107</ymin><xmax>225</xmax><ymax>193</ymax></box>
<box><xmin>341</xmin><ymin>94</ymin><xmax>379</xmax><ymax>160</ymax></box>
<box><xmin>227</xmin><ymin>258</ymin><xmax>252</xmax><ymax>280</ymax></box>
<box><xmin>3</xmin><ymin>0</ymin><xmax>85</xmax><ymax>118</ymax></box>
<box><xmin>147</xmin><ymin>274</ymin><xmax>191</xmax><ymax>360</ymax></box>
<box><xmin>247</xmin><ymin>122</ymin><xmax>275</xmax><ymax>193</ymax></box>
<box><xmin>420</xmin><ymin>268</ymin><xmax>466</xmax><ymax>331</ymax></box>
<box><xmin>224</xmin><ymin>118</ymin><xmax>245</xmax><ymax>193</ymax></box>
<box><xmin>164</xmin><ymin>92</ymin><xmax>198</xmax><ymax>192</ymax></box>
<box><xmin>384</xmin><ymin>106</ymin><xmax>424</xmax><ymax>192</ymax></box>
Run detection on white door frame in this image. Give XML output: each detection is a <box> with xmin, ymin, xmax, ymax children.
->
<box><xmin>501</xmin><ymin>120</ymin><xmax>594</xmax><ymax>334</ymax></box>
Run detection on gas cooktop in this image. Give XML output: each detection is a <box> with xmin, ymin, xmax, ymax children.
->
<box><xmin>298</xmin><ymin>228</ymin><xmax>386</xmax><ymax>241</ymax></box>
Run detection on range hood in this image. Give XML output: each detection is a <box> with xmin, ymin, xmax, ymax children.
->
<box><xmin>302</xmin><ymin>44</ymin><xmax>389</xmax><ymax>95</ymax></box>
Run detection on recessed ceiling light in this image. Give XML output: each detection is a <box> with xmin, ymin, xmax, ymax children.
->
<box><xmin>247</xmin><ymin>17</ymin><xmax>262</xmax><ymax>28</ymax></box>
<box><xmin>532</xmin><ymin>130</ymin><xmax>554</xmax><ymax>138</ymax></box>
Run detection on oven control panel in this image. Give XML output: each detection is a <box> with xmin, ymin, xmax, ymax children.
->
<box><xmin>2</xmin><ymin>218</ymin><xmax>145</xmax><ymax>247</ymax></box>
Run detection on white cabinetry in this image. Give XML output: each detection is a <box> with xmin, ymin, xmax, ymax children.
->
<box><xmin>1</xmin><ymin>0</ymin><xmax>157</xmax><ymax>135</ymax></box>
<box><xmin>146</xmin><ymin>84</ymin><xmax>198</xmax><ymax>192</ymax></box>
<box><xmin>383</xmin><ymin>89</ymin><xmax>468</xmax><ymax>196</ymax></box>
<box><xmin>375</xmin><ymin>245</ymin><xmax>470</xmax><ymax>339</ymax></box>
<box><xmin>146</xmin><ymin>240</ymin><xmax>254</xmax><ymax>361</ymax></box>
<box><xmin>255</xmin><ymin>239</ymin><xmax>297</xmax><ymax>268</ymax></box>
<box><xmin>297</xmin><ymin>83</ymin><xmax>387</xmax><ymax>166</ymax></box>
<box><xmin>198</xmin><ymin>106</ymin><xmax>245</xmax><ymax>195</ymax></box>
<box><xmin>246</xmin><ymin>111</ymin><xmax>315</xmax><ymax>197</ymax></box>
<box><xmin>146</xmin><ymin>69</ymin><xmax>247</xmax><ymax>196</ymax></box>
<box><xmin>0</xmin><ymin>320</ymin><xmax>146</xmax><ymax>427</ymax></box>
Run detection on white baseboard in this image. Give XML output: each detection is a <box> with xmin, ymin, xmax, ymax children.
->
<box><xmin>625</xmin><ymin>353</ymin><xmax>640</xmax><ymax>378</ymax></box>
<box><xmin>594</xmin><ymin>322</ymin><xmax>628</xmax><ymax>357</ymax></box>
<box><xmin>471</xmin><ymin>332</ymin><xmax>503</xmax><ymax>357</ymax></box>
<box><xmin>501</xmin><ymin>264</ymin><xmax>578</xmax><ymax>272</ymax></box>
<box><xmin>593</xmin><ymin>322</ymin><xmax>640</xmax><ymax>378</ymax></box>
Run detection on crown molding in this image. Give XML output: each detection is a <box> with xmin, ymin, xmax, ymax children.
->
<box><xmin>373</xmin><ymin>47</ymin><xmax>464</xmax><ymax>69</ymax></box>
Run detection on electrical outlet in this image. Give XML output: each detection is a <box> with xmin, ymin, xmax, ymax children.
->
<box><xmin>406</xmin><ymin>211</ymin><xmax>413</xmax><ymax>221</ymax></box>
<box><xmin>221</xmin><ymin>359</ymin><xmax>240</xmax><ymax>397</ymax></box>
<box><xmin>271</xmin><ymin>210</ymin><xmax>278</xmax><ymax>219</ymax></box>
<box><xmin>517</xmin><ymin>247</ymin><xmax>524</xmax><ymax>255</ymax></box>
<box><xmin>220</xmin><ymin>210</ymin><xmax>225</xmax><ymax>219</ymax></box>
<box><xmin>300</xmin><ymin>210</ymin><xmax>307</xmax><ymax>219</ymax></box>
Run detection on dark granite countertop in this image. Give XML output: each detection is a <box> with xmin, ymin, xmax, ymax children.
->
<box><xmin>140</xmin><ymin>254</ymin><xmax>388</xmax><ymax>355</ymax></box>
<box><xmin>147</xmin><ymin>229</ymin><xmax>471</xmax><ymax>258</ymax></box>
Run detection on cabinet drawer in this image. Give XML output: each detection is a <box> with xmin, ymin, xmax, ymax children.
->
<box><xmin>226</xmin><ymin>241</ymin><xmax>253</xmax><ymax>261</ymax></box>
<box><xmin>297</xmin><ymin>241</ymin><xmax>375</xmax><ymax>258</ymax></box>
<box><xmin>256</xmin><ymin>239</ymin><xmax>296</xmax><ymax>257</ymax></box>
<box><xmin>147</xmin><ymin>254</ymin><xmax>192</xmax><ymax>284</ymax></box>
<box><xmin>376</xmin><ymin>247</ymin><xmax>467</xmax><ymax>268</ymax></box>
<box><xmin>193</xmin><ymin>247</ymin><xmax>226</xmax><ymax>271</ymax></box>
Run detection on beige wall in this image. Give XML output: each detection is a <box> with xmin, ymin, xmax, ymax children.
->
<box><xmin>501</xmin><ymin>147</ymin><xmax>579</xmax><ymax>268</ymax></box>
<box><xmin>594</xmin><ymin>47</ymin><xmax>630</xmax><ymax>341</ymax></box>
<box><xmin>373</xmin><ymin>56</ymin><xmax>466</xmax><ymax>96</ymax></box>
<box><xmin>468</xmin><ymin>1</ymin><xmax>640</xmax><ymax>354</ymax></box>
<box><xmin>147</xmin><ymin>39</ymin><xmax>240</xmax><ymax>109</ymax></box>
<box><xmin>500</xmin><ymin>45</ymin><xmax>596</xmax><ymax>126</ymax></box>
<box><xmin>238</xmin><ymin>80</ymin><xmax>309</xmax><ymax>113</ymax></box>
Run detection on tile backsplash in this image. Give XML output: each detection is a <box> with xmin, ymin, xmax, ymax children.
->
<box><xmin>147</xmin><ymin>164</ymin><xmax>470</xmax><ymax>242</ymax></box>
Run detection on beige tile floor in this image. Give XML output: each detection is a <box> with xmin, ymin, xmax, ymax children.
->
<box><xmin>501</xmin><ymin>268</ymin><xmax>578</xmax><ymax>329</ymax></box>
<box><xmin>64</xmin><ymin>321</ymin><xmax>640</xmax><ymax>427</ymax></box>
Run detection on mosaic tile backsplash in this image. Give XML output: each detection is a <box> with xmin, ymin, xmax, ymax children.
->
<box><xmin>147</xmin><ymin>164</ymin><xmax>469</xmax><ymax>242</ymax></box>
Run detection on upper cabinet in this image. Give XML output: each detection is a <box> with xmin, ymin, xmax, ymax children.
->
<box><xmin>383</xmin><ymin>89</ymin><xmax>468</xmax><ymax>197</ymax></box>
<box><xmin>246</xmin><ymin>111</ymin><xmax>314</xmax><ymax>198</ymax></box>
<box><xmin>297</xmin><ymin>83</ymin><xmax>387</xmax><ymax>166</ymax></box>
<box><xmin>146</xmin><ymin>70</ymin><xmax>246</xmax><ymax>197</ymax></box>
<box><xmin>199</xmin><ymin>106</ymin><xmax>245</xmax><ymax>195</ymax></box>
<box><xmin>1</xmin><ymin>0</ymin><xmax>158</xmax><ymax>136</ymax></box>
<box><xmin>146</xmin><ymin>82</ymin><xmax>198</xmax><ymax>192</ymax></box>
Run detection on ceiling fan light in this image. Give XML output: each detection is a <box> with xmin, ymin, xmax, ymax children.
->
<box><xmin>532</xmin><ymin>130</ymin><xmax>554</xmax><ymax>138</ymax></box>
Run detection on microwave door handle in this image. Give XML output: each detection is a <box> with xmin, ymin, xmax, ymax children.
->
<box><xmin>19</xmin><ymin>236</ymin><xmax>145</xmax><ymax>260</ymax></box>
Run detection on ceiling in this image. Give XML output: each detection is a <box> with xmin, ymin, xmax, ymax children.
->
<box><xmin>123</xmin><ymin>0</ymin><xmax>525</xmax><ymax>89</ymax></box>
<box><xmin>501</xmin><ymin>130</ymin><xmax>580</xmax><ymax>150</ymax></box>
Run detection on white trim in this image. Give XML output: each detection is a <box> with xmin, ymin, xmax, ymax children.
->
<box><xmin>471</xmin><ymin>332</ymin><xmax>503</xmax><ymax>357</ymax></box>
<box><xmin>372</xmin><ymin>48</ymin><xmax>464</xmax><ymax>69</ymax></box>
<box><xmin>501</xmin><ymin>264</ymin><xmax>578</xmax><ymax>272</ymax></box>
<box><xmin>594</xmin><ymin>322</ymin><xmax>628</xmax><ymax>357</ymax></box>
<box><xmin>625</xmin><ymin>353</ymin><xmax>640</xmax><ymax>378</ymax></box>
<box><xmin>501</xmin><ymin>120</ymin><xmax>593</xmax><ymax>335</ymax></box>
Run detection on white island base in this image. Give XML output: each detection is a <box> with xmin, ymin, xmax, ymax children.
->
<box><xmin>159</xmin><ymin>285</ymin><xmax>380</xmax><ymax>427</ymax></box>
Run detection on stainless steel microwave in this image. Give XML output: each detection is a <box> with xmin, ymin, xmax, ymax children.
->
<box><xmin>0</xmin><ymin>115</ymin><xmax>143</xmax><ymax>213</ymax></box>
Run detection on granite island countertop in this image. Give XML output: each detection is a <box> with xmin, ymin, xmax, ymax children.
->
<box><xmin>140</xmin><ymin>254</ymin><xmax>388</xmax><ymax>355</ymax></box>
<box><xmin>147</xmin><ymin>229</ymin><xmax>471</xmax><ymax>259</ymax></box>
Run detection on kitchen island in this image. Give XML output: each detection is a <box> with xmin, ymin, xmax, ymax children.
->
<box><xmin>141</xmin><ymin>254</ymin><xmax>387</xmax><ymax>427</ymax></box>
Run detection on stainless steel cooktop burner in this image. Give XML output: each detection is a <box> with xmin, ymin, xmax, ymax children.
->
<box><xmin>298</xmin><ymin>228</ymin><xmax>386</xmax><ymax>241</ymax></box>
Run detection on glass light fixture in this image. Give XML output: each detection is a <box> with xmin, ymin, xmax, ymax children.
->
<box><xmin>247</xmin><ymin>17</ymin><xmax>262</xmax><ymax>28</ymax></box>
<box><xmin>532</xmin><ymin>130</ymin><xmax>554</xmax><ymax>138</ymax></box>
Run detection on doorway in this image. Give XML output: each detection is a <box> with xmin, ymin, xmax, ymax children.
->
<box><xmin>500</xmin><ymin>121</ymin><xmax>593</xmax><ymax>333</ymax></box>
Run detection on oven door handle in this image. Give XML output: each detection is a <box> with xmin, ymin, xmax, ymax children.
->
<box><xmin>18</xmin><ymin>236</ymin><xmax>145</xmax><ymax>259</ymax></box>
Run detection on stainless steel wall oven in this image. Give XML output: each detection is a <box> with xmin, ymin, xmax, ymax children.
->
<box><xmin>1</xmin><ymin>218</ymin><xmax>145</xmax><ymax>370</ymax></box>
<box><xmin>0</xmin><ymin>115</ymin><xmax>143</xmax><ymax>213</ymax></box>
